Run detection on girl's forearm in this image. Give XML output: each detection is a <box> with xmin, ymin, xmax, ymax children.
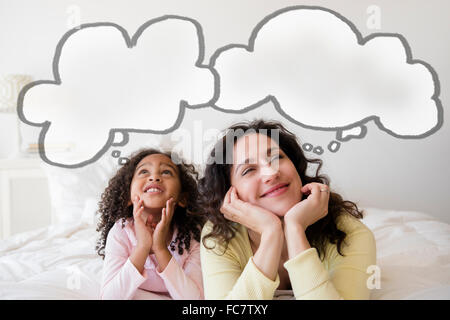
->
<box><xmin>252</xmin><ymin>225</ymin><xmax>284</xmax><ymax>281</ymax></box>
<box><xmin>284</xmin><ymin>223</ymin><xmax>311</xmax><ymax>259</ymax></box>
<box><xmin>154</xmin><ymin>247</ymin><xmax>173</xmax><ymax>272</ymax></box>
<box><xmin>130</xmin><ymin>245</ymin><xmax>150</xmax><ymax>275</ymax></box>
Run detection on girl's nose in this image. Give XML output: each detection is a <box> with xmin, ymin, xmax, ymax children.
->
<box><xmin>148</xmin><ymin>175</ymin><xmax>161</xmax><ymax>182</ymax></box>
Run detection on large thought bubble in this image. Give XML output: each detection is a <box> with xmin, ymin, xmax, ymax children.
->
<box><xmin>211</xmin><ymin>6</ymin><xmax>442</xmax><ymax>139</ymax></box>
<box><xmin>19</xmin><ymin>16</ymin><xmax>215</xmax><ymax>167</ymax></box>
<box><xmin>18</xmin><ymin>6</ymin><xmax>443</xmax><ymax>167</ymax></box>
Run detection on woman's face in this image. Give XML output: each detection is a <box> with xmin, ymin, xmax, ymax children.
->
<box><xmin>230</xmin><ymin>133</ymin><xmax>303</xmax><ymax>217</ymax></box>
<box><xmin>130</xmin><ymin>153</ymin><xmax>182</xmax><ymax>209</ymax></box>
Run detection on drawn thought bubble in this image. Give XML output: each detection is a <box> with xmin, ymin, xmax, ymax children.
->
<box><xmin>18</xmin><ymin>6</ymin><xmax>443</xmax><ymax>167</ymax></box>
<box><xmin>211</xmin><ymin>6</ymin><xmax>442</xmax><ymax>139</ymax></box>
<box><xmin>20</xmin><ymin>17</ymin><xmax>215</xmax><ymax>167</ymax></box>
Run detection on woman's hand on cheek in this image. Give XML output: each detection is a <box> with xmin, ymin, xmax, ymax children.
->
<box><xmin>152</xmin><ymin>197</ymin><xmax>176</xmax><ymax>253</ymax></box>
<box><xmin>220</xmin><ymin>186</ymin><xmax>282</xmax><ymax>235</ymax></box>
<box><xmin>284</xmin><ymin>183</ymin><xmax>330</xmax><ymax>230</ymax></box>
<box><xmin>132</xmin><ymin>195</ymin><xmax>154</xmax><ymax>252</ymax></box>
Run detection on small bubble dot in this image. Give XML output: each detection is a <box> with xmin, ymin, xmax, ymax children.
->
<box><xmin>111</xmin><ymin>150</ymin><xmax>121</xmax><ymax>158</ymax></box>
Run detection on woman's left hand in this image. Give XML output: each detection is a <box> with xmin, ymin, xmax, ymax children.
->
<box><xmin>152</xmin><ymin>197</ymin><xmax>176</xmax><ymax>252</ymax></box>
<box><xmin>284</xmin><ymin>183</ymin><xmax>330</xmax><ymax>230</ymax></box>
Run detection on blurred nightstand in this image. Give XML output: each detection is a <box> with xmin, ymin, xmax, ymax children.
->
<box><xmin>0</xmin><ymin>157</ymin><xmax>52</xmax><ymax>240</ymax></box>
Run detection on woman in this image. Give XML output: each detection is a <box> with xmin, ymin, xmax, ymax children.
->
<box><xmin>198</xmin><ymin>119</ymin><xmax>376</xmax><ymax>300</ymax></box>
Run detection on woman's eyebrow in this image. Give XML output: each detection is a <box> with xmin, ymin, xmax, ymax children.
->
<box><xmin>267</xmin><ymin>146</ymin><xmax>280</xmax><ymax>156</ymax></box>
<box><xmin>234</xmin><ymin>146</ymin><xmax>280</xmax><ymax>176</ymax></box>
<box><xmin>234</xmin><ymin>158</ymin><xmax>253</xmax><ymax>176</ymax></box>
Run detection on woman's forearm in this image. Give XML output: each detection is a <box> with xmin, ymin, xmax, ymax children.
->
<box><xmin>284</xmin><ymin>223</ymin><xmax>311</xmax><ymax>259</ymax></box>
<box><xmin>252</xmin><ymin>225</ymin><xmax>284</xmax><ymax>281</ymax></box>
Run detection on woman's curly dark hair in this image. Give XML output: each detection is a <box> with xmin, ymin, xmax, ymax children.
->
<box><xmin>96</xmin><ymin>148</ymin><xmax>205</xmax><ymax>259</ymax></box>
<box><xmin>199</xmin><ymin>119</ymin><xmax>364</xmax><ymax>261</ymax></box>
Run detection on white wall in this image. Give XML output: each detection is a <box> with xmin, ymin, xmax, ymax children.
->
<box><xmin>1</xmin><ymin>0</ymin><xmax>449</xmax><ymax>223</ymax></box>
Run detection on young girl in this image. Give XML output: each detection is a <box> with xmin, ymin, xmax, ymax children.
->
<box><xmin>96</xmin><ymin>148</ymin><xmax>205</xmax><ymax>300</ymax></box>
<box><xmin>198</xmin><ymin>119</ymin><xmax>376</xmax><ymax>300</ymax></box>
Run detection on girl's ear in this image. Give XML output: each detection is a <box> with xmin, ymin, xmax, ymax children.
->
<box><xmin>177</xmin><ymin>194</ymin><xmax>187</xmax><ymax>208</ymax></box>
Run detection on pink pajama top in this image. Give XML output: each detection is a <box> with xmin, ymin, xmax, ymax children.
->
<box><xmin>100</xmin><ymin>219</ymin><xmax>204</xmax><ymax>300</ymax></box>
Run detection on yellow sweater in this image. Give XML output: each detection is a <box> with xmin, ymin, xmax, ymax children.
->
<box><xmin>200</xmin><ymin>213</ymin><xmax>377</xmax><ymax>300</ymax></box>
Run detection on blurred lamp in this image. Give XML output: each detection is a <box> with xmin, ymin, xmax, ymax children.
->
<box><xmin>0</xmin><ymin>74</ymin><xmax>33</xmax><ymax>158</ymax></box>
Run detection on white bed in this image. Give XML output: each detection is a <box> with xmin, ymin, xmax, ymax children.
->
<box><xmin>1</xmin><ymin>204</ymin><xmax>449</xmax><ymax>300</ymax></box>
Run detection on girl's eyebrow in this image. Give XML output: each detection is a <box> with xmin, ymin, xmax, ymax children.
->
<box><xmin>234</xmin><ymin>147</ymin><xmax>280</xmax><ymax>176</ymax></box>
<box><xmin>161</xmin><ymin>162</ymin><xmax>178</xmax><ymax>173</ymax></box>
<box><xmin>135</xmin><ymin>161</ymin><xmax>178</xmax><ymax>173</ymax></box>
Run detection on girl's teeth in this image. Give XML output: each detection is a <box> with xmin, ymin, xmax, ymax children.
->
<box><xmin>147</xmin><ymin>188</ymin><xmax>161</xmax><ymax>193</ymax></box>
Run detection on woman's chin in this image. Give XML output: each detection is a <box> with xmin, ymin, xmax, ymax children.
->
<box><xmin>273</xmin><ymin>211</ymin><xmax>287</xmax><ymax>218</ymax></box>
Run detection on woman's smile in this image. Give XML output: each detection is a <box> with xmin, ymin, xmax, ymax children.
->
<box><xmin>260</xmin><ymin>183</ymin><xmax>290</xmax><ymax>198</ymax></box>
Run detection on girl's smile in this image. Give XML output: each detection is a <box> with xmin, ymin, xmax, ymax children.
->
<box><xmin>144</xmin><ymin>183</ymin><xmax>165</xmax><ymax>194</ymax></box>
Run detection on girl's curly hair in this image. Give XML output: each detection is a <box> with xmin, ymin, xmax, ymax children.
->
<box><xmin>198</xmin><ymin>119</ymin><xmax>364</xmax><ymax>261</ymax></box>
<box><xmin>96</xmin><ymin>148</ymin><xmax>205</xmax><ymax>259</ymax></box>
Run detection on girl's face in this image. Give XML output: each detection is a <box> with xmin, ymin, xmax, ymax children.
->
<box><xmin>230</xmin><ymin>133</ymin><xmax>303</xmax><ymax>217</ymax></box>
<box><xmin>130</xmin><ymin>153</ymin><xmax>183</xmax><ymax>209</ymax></box>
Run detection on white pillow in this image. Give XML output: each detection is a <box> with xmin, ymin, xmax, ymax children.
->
<box><xmin>42</xmin><ymin>156</ymin><xmax>118</xmax><ymax>225</ymax></box>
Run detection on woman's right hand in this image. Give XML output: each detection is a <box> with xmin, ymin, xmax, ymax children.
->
<box><xmin>220</xmin><ymin>186</ymin><xmax>282</xmax><ymax>235</ymax></box>
<box><xmin>132</xmin><ymin>195</ymin><xmax>154</xmax><ymax>252</ymax></box>
<box><xmin>221</xmin><ymin>186</ymin><xmax>284</xmax><ymax>282</ymax></box>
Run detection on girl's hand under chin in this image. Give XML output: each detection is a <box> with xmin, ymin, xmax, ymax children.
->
<box><xmin>132</xmin><ymin>195</ymin><xmax>154</xmax><ymax>252</ymax></box>
<box><xmin>220</xmin><ymin>186</ymin><xmax>282</xmax><ymax>235</ymax></box>
<box><xmin>152</xmin><ymin>197</ymin><xmax>176</xmax><ymax>253</ymax></box>
<box><xmin>284</xmin><ymin>183</ymin><xmax>330</xmax><ymax>230</ymax></box>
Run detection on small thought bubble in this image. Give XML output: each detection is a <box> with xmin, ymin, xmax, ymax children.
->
<box><xmin>112</xmin><ymin>131</ymin><xmax>129</xmax><ymax>147</ymax></box>
<box><xmin>312</xmin><ymin>146</ymin><xmax>324</xmax><ymax>155</ymax></box>
<box><xmin>302</xmin><ymin>143</ymin><xmax>313</xmax><ymax>152</ymax></box>
<box><xmin>111</xmin><ymin>150</ymin><xmax>121</xmax><ymax>158</ymax></box>
<box><xmin>119</xmin><ymin>157</ymin><xmax>129</xmax><ymax>165</ymax></box>
<box><xmin>337</xmin><ymin>125</ymin><xmax>367</xmax><ymax>142</ymax></box>
<box><xmin>328</xmin><ymin>140</ymin><xmax>341</xmax><ymax>153</ymax></box>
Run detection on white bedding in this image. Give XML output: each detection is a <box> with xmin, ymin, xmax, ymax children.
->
<box><xmin>0</xmin><ymin>207</ymin><xmax>449</xmax><ymax>300</ymax></box>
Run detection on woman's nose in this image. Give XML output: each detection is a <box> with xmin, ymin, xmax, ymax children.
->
<box><xmin>260</xmin><ymin>162</ymin><xmax>280</xmax><ymax>182</ymax></box>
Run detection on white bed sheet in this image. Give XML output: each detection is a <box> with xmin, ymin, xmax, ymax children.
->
<box><xmin>0</xmin><ymin>208</ymin><xmax>449</xmax><ymax>300</ymax></box>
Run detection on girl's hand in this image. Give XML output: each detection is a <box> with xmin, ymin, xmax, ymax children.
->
<box><xmin>284</xmin><ymin>183</ymin><xmax>330</xmax><ymax>230</ymax></box>
<box><xmin>132</xmin><ymin>195</ymin><xmax>154</xmax><ymax>252</ymax></box>
<box><xmin>152</xmin><ymin>197</ymin><xmax>176</xmax><ymax>253</ymax></box>
<box><xmin>220</xmin><ymin>186</ymin><xmax>282</xmax><ymax>235</ymax></box>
